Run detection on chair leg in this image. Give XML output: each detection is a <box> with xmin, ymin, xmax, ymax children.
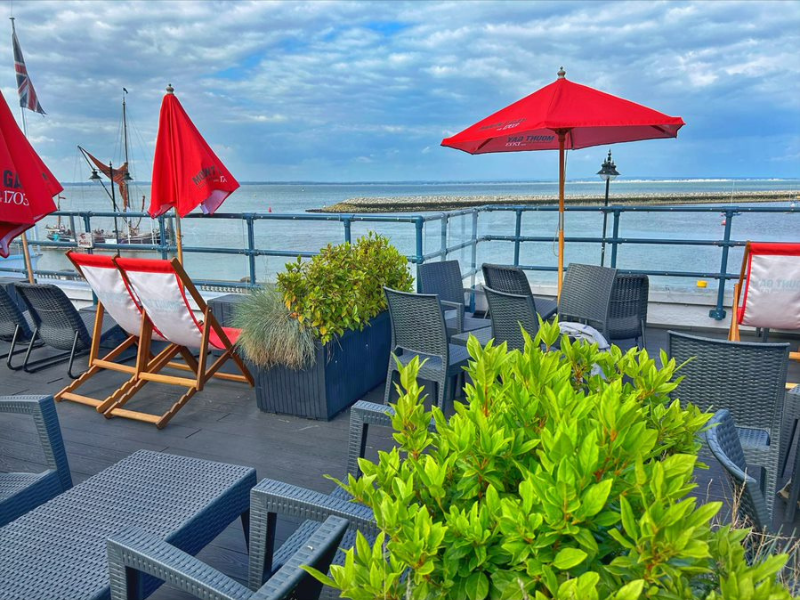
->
<box><xmin>4</xmin><ymin>325</ymin><xmax>38</xmax><ymax>370</ymax></box>
<box><xmin>383</xmin><ymin>367</ymin><xmax>396</xmax><ymax>405</ymax></box>
<box><xmin>21</xmin><ymin>327</ymin><xmax>39</xmax><ymax>372</ymax></box>
<box><xmin>67</xmin><ymin>332</ymin><xmax>85</xmax><ymax>379</ymax></box>
<box><xmin>241</xmin><ymin>509</ymin><xmax>250</xmax><ymax>549</ymax></box>
<box><xmin>438</xmin><ymin>377</ymin><xmax>448</xmax><ymax>411</ymax></box>
<box><xmin>640</xmin><ymin>320</ymin><xmax>647</xmax><ymax>349</ymax></box>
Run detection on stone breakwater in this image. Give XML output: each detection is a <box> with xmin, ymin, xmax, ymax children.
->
<box><xmin>313</xmin><ymin>190</ymin><xmax>799</xmax><ymax>213</ymax></box>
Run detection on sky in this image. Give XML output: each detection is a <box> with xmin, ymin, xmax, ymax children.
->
<box><xmin>1</xmin><ymin>0</ymin><xmax>799</xmax><ymax>183</ymax></box>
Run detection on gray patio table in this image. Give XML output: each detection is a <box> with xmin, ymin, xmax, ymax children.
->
<box><xmin>0</xmin><ymin>449</ymin><xmax>256</xmax><ymax>600</ymax></box>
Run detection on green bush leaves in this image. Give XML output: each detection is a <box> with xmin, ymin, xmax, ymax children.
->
<box><xmin>308</xmin><ymin>321</ymin><xmax>796</xmax><ymax>599</ymax></box>
<box><xmin>278</xmin><ymin>232</ymin><xmax>413</xmax><ymax>345</ymax></box>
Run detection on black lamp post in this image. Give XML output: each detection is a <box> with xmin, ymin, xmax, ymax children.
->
<box><xmin>597</xmin><ymin>150</ymin><xmax>619</xmax><ymax>267</ymax></box>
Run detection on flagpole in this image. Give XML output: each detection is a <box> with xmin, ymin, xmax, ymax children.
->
<box><xmin>10</xmin><ymin>16</ymin><xmax>36</xmax><ymax>284</ymax></box>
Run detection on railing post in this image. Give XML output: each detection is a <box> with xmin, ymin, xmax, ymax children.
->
<box><xmin>709</xmin><ymin>209</ymin><xmax>735</xmax><ymax>320</ymax></box>
<box><xmin>513</xmin><ymin>208</ymin><xmax>522</xmax><ymax>266</ymax></box>
<box><xmin>470</xmin><ymin>209</ymin><xmax>478</xmax><ymax>310</ymax></box>
<box><xmin>610</xmin><ymin>210</ymin><xmax>621</xmax><ymax>268</ymax></box>
<box><xmin>80</xmin><ymin>214</ymin><xmax>92</xmax><ymax>256</ymax></box>
<box><xmin>246</xmin><ymin>215</ymin><xmax>257</xmax><ymax>286</ymax></box>
<box><xmin>343</xmin><ymin>216</ymin><xmax>352</xmax><ymax>244</ymax></box>
<box><xmin>440</xmin><ymin>214</ymin><xmax>448</xmax><ymax>261</ymax></box>
<box><xmin>158</xmin><ymin>216</ymin><xmax>168</xmax><ymax>259</ymax></box>
<box><xmin>414</xmin><ymin>217</ymin><xmax>425</xmax><ymax>292</ymax></box>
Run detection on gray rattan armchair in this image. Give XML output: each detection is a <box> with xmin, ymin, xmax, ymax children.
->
<box><xmin>668</xmin><ymin>331</ymin><xmax>789</xmax><ymax>513</ymax></box>
<box><xmin>107</xmin><ymin>515</ymin><xmax>348</xmax><ymax>600</ymax></box>
<box><xmin>383</xmin><ymin>287</ymin><xmax>470</xmax><ymax>410</ymax></box>
<box><xmin>706</xmin><ymin>410</ymin><xmax>772</xmax><ymax>532</ymax></box>
<box><xmin>558</xmin><ymin>263</ymin><xmax>618</xmax><ymax>338</ymax></box>
<box><xmin>481</xmin><ymin>264</ymin><xmax>558</xmax><ymax>320</ymax></box>
<box><xmin>0</xmin><ymin>284</ymin><xmax>38</xmax><ymax>369</ymax></box>
<box><xmin>608</xmin><ymin>273</ymin><xmax>649</xmax><ymax>347</ymax></box>
<box><xmin>249</xmin><ymin>401</ymin><xmax>395</xmax><ymax>600</ymax></box>
<box><xmin>15</xmin><ymin>282</ymin><xmax>123</xmax><ymax>378</ymax></box>
<box><xmin>0</xmin><ymin>395</ymin><xmax>72</xmax><ymax>526</ymax></box>
<box><xmin>417</xmin><ymin>260</ymin><xmax>489</xmax><ymax>335</ymax></box>
<box><xmin>484</xmin><ymin>286</ymin><xmax>539</xmax><ymax>352</ymax></box>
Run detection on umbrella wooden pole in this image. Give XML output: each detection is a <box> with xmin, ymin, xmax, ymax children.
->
<box><xmin>557</xmin><ymin>132</ymin><xmax>566</xmax><ymax>300</ymax></box>
<box><xmin>21</xmin><ymin>234</ymin><xmax>34</xmax><ymax>284</ymax></box>
<box><xmin>175</xmin><ymin>212</ymin><xmax>184</xmax><ymax>264</ymax></box>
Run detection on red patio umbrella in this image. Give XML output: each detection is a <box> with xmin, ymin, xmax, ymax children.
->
<box><xmin>150</xmin><ymin>84</ymin><xmax>239</xmax><ymax>263</ymax></box>
<box><xmin>0</xmin><ymin>90</ymin><xmax>61</xmax><ymax>282</ymax></box>
<box><xmin>441</xmin><ymin>68</ymin><xmax>684</xmax><ymax>297</ymax></box>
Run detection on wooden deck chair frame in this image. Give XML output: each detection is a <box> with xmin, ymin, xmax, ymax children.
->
<box><xmin>56</xmin><ymin>252</ymin><xmax>148</xmax><ymax>411</ymax></box>
<box><xmin>56</xmin><ymin>251</ymin><xmax>199</xmax><ymax>414</ymax></box>
<box><xmin>102</xmin><ymin>257</ymin><xmax>253</xmax><ymax>428</ymax></box>
<box><xmin>730</xmin><ymin>241</ymin><xmax>800</xmax><ymax>386</ymax></box>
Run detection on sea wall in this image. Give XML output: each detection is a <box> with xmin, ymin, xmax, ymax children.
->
<box><xmin>315</xmin><ymin>190</ymin><xmax>798</xmax><ymax>213</ymax></box>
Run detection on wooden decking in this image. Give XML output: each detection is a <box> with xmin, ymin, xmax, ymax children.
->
<box><xmin>1</xmin><ymin>326</ymin><xmax>799</xmax><ymax>599</ymax></box>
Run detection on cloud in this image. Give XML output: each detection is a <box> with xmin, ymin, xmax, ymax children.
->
<box><xmin>0</xmin><ymin>0</ymin><xmax>798</xmax><ymax>182</ymax></box>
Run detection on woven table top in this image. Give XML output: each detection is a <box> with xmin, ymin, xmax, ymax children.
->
<box><xmin>0</xmin><ymin>449</ymin><xmax>256</xmax><ymax>600</ymax></box>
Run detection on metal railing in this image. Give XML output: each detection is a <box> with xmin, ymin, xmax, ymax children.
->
<box><xmin>2</xmin><ymin>203</ymin><xmax>798</xmax><ymax>320</ymax></box>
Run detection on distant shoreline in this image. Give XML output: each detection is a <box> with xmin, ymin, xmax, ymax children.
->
<box><xmin>312</xmin><ymin>190</ymin><xmax>799</xmax><ymax>213</ymax></box>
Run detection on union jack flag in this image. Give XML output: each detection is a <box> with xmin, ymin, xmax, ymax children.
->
<box><xmin>11</xmin><ymin>23</ymin><xmax>45</xmax><ymax>115</ymax></box>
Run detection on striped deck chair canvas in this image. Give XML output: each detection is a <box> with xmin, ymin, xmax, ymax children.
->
<box><xmin>56</xmin><ymin>252</ymin><xmax>182</xmax><ymax>414</ymax></box>
<box><xmin>730</xmin><ymin>242</ymin><xmax>800</xmax><ymax>380</ymax></box>
<box><xmin>104</xmin><ymin>257</ymin><xmax>253</xmax><ymax>428</ymax></box>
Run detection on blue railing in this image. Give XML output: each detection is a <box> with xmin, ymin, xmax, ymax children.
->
<box><xmin>2</xmin><ymin>203</ymin><xmax>798</xmax><ymax>320</ymax></box>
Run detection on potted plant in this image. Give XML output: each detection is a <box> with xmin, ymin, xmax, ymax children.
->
<box><xmin>308</xmin><ymin>320</ymin><xmax>796</xmax><ymax>599</ymax></box>
<box><xmin>234</xmin><ymin>232</ymin><xmax>413</xmax><ymax>420</ymax></box>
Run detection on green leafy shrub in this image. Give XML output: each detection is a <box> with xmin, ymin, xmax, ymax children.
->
<box><xmin>233</xmin><ymin>286</ymin><xmax>316</xmax><ymax>370</ymax></box>
<box><xmin>309</xmin><ymin>320</ymin><xmax>795</xmax><ymax>600</ymax></box>
<box><xmin>278</xmin><ymin>232</ymin><xmax>413</xmax><ymax>345</ymax></box>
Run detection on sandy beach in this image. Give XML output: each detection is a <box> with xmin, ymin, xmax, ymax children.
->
<box><xmin>314</xmin><ymin>190</ymin><xmax>799</xmax><ymax>213</ymax></box>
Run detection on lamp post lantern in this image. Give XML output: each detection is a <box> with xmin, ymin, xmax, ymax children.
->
<box><xmin>597</xmin><ymin>150</ymin><xmax>619</xmax><ymax>266</ymax></box>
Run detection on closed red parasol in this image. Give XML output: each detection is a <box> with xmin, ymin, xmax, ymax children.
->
<box><xmin>441</xmin><ymin>68</ymin><xmax>684</xmax><ymax>296</ymax></box>
<box><xmin>150</xmin><ymin>84</ymin><xmax>239</xmax><ymax>262</ymax></box>
<box><xmin>0</xmin><ymin>90</ymin><xmax>61</xmax><ymax>279</ymax></box>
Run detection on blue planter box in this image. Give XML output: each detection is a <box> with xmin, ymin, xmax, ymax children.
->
<box><xmin>253</xmin><ymin>311</ymin><xmax>390</xmax><ymax>420</ymax></box>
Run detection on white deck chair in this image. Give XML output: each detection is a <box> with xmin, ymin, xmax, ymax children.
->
<box><xmin>730</xmin><ymin>242</ymin><xmax>800</xmax><ymax>385</ymax></box>
<box><xmin>57</xmin><ymin>252</ymin><xmax>185</xmax><ymax>414</ymax></box>
<box><xmin>103</xmin><ymin>257</ymin><xmax>253</xmax><ymax>428</ymax></box>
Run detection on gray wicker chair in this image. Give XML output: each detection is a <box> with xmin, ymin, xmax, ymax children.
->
<box><xmin>669</xmin><ymin>331</ymin><xmax>789</xmax><ymax>514</ymax></box>
<box><xmin>107</xmin><ymin>515</ymin><xmax>348</xmax><ymax>600</ymax></box>
<box><xmin>481</xmin><ymin>264</ymin><xmax>558</xmax><ymax>320</ymax></box>
<box><xmin>484</xmin><ymin>286</ymin><xmax>539</xmax><ymax>352</ymax></box>
<box><xmin>558</xmin><ymin>263</ymin><xmax>618</xmax><ymax>338</ymax></box>
<box><xmin>417</xmin><ymin>260</ymin><xmax>489</xmax><ymax>335</ymax></box>
<box><xmin>14</xmin><ymin>282</ymin><xmax>123</xmax><ymax>378</ymax></box>
<box><xmin>608</xmin><ymin>273</ymin><xmax>649</xmax><ymax>347</ymax></box>
<box><xmin>706</xmin><ymin>410</ymin><xmax>772</xmax><ymax>533</ymax></box>
<box><xmin>0</xmin><ymin>284</ymin><xmax>38</xmax><ymax>369</ymax></box>
<box><xmin>249</xmin><ymin>401</ymin><xmax>395</xmax><ymax>600</ymax></box>
<box><xmin>383</xmin><ymin>287</ymin><xmax>470</xmax><ymax>410</ymax></box>
<box><xmin>0</xmin><ymin>395</ymin><xmax>72</xmax><ymax>527</ymax></box>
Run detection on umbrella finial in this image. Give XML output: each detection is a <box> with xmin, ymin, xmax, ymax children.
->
<box><xmin>557</xmin><ymin>67</ymin><xmax>566</xmax><ymax>79</ymax></box>
<box><xmin>166</xmin><ymin>83</ymin><xmax>174</xmax><ymax>94</ymax></box>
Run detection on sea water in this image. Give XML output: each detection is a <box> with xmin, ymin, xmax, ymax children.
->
<box><xmin>29</xmin><ymin>179</ymin><xmax>800</xmax><ymax>290</ymax></box>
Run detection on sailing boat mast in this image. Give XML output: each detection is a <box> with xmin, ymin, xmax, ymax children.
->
<box><xmin>121</xmin><ymin>88</ymin><xmax>131</xmax><ymax>212</ymax></box>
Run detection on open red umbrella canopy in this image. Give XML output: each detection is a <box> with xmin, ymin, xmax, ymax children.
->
<box><xmin>149</xmin><ymin>86</ymin><xmax>239</xmax><ymax>218</ymax></box>
<box><xmin>441</xmin><ymin>69</ymin><xmax>684</xmax><ymax>154</ymax></box>
<box><xmin>0</xmin><ymin>90</ymin><xmax>61</xmax><ymax>258</ymax></box>
<box><xmin>441</xmin><ymin>69</ymin><xmax>684</xmax><ymax>296</ymax></box>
